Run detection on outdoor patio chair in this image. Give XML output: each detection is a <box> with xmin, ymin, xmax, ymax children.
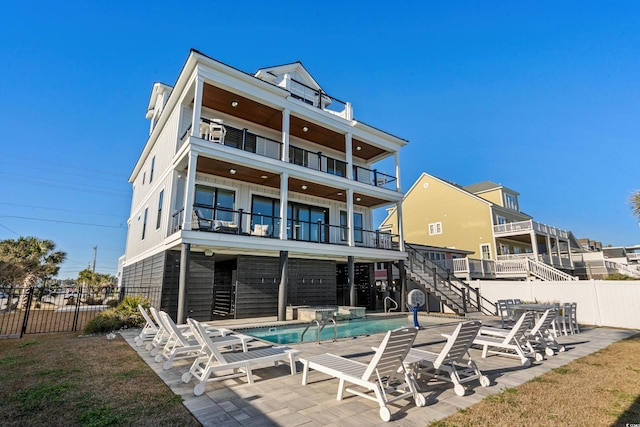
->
<box><xmin>473</xmin><ymin>311</ymin><xmax>541</xmax><ymax>366</ymax></box>
<box><xmin>524</xmin><ymin>308</ymin><xmax>566</xmax><ymax>356</ymax></box>
<box><xmin>558</xmin><ymin>302</ymin><xmax>579</xmax><ymax>335</ymax></box>
<box><xmin>496</xmin><ymin>300</ymin><xmax>515</xmax><ymax>328</ymax></box>
<box><xmin>401</xmin><ymin>320</ymin><xmax>489</xmax><ymax>396</ymax></box>
<box><xmin>300</xmin><ymin>327</ymin><xmax>425</xmax><ymax>422</ymax></box>
<box><xmin>182</xmin><ymin>318</ymin><xmax>300</xmax><ymax>395</ymax></box>
<box><xmin>134</xmin><ymin>304</ymin><xmax>159</xmax><ymax>347</ymax></box>
<box><xmin>155</xmin><ymin>312</ymin><xmax>252</xmax><ymax>370</ymax></box>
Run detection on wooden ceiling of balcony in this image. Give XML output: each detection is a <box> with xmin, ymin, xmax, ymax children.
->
<box><xmin>195</xmin><ymin>157</ymin><xmax>387</xmax><ymax>208</ymax></box>
<box><xmin>202</xmin><ymin>83</ymin><xmax>387</xmax><ymax>161</ymax></box>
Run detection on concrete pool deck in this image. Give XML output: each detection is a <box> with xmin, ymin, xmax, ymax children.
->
<box><xmin>120</xmin><ymin>313</ymin><xmax>637</xmax><ymax>426</ymax></box>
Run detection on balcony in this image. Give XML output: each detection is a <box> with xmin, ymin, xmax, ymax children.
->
<box><xmin>170</xmin><ymin>208</ymin><xmax>399</xmax><ymax>251</ymax></box>
<box><xmin>180</xmin><ymin>119</ymin><xmax>397</xmax><ymax>191</ymax></box>
<box><xmin>493</xmin><ymin>219</ymin><xmax>569</xmax><ymax>239</ymax></box>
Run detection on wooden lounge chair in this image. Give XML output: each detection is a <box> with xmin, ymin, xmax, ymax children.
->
<box><xmin>402</xmin><ymin>320</ymin><xmax>489</xmax><ymax>396</ymax></box>
<box><xmin>155</xmin><ymin>312</ymin><xmax>252</xmax><ymax>370</ymax></box>
<box><xmin>300</xmin><ymin>327</ymin><xmax>425</xmax><ymax>422</ymax></box>
<box><xmin>182</xmin><ymin>318</ymin><xmax>300</xmax><ymax>395</ymax></box>
<box><xmin>473</xmin><ymin>311</ymin><xmax>540</xmax><ymax>366</ymax></box>
<box><xmin>134</xmin><ymin>304</ymin><xmax>158</xmax><ymax>347</ymax></box>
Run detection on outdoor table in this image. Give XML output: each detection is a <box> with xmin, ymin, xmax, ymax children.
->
<box><xmin>510</xmin><ymin>303</ymin><xmax>556</xmax><ymax>323</ymax></box>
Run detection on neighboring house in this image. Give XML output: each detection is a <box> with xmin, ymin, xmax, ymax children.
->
<box><xmin>381</xmin><ymin>173</ymin><xmax>581</xmax><ymax>281</ymax></box>
<box><xmin>572</xmin><ymin>242</ymin><xmax>640</xmax><ymax>279</ymax></box>
<box><xmin>121</xmin><ymin>50</ymin><xmax>408</xmax><ymax>321</ymax></box>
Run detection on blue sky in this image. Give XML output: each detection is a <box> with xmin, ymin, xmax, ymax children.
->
<box><xmin>1</xmin><ymin>2</ymin><xmax>639</xmax><ymax>279</ymax></box>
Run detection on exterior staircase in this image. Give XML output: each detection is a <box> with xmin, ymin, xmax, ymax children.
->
<box><xmin>405</xmin><ymin>244</ymin><xmax>496</xmax><ymax>316</ymax></box>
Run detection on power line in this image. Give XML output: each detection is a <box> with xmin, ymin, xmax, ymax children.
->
<box><xmin>0</xmin><ymin>202</ymin><xmax>127</xmax><ymax>219</ymax></box>
<box><xmin>0</xmin><ymin>216</ymin><xmax>126</xmax><ymax>229</ymax></box>
<box><xmin>0</xmin><ymin>152</ymin><xmax>128</xmax><ymax>179</ymax></box>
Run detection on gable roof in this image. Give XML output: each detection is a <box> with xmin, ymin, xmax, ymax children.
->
<box><xmin>254</xmin><ymin>61</ymin><xmax>322</xmax><ymax>91</ymax></box>
<box><xmin>464</xmin><ymin>181</ymin><xmax>520</xmax><ymax>196</ymax></box>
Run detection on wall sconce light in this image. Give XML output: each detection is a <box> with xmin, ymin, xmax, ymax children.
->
<box><xmin>356</xmin><ymin>197</ymin><xmax>362</xmax><ymax>202</ymax></box>
<box><xmin>231</xmin><ymin>101</ymin><xmax>238</xmax><ymax>107</ymax></box>
<box><xmin>301</xmin><ymin>185</ymin><xmax>308</xmax><ymax>190</ymax></box>
<box><xmin>229</xmin><ymin>168</ymin><xmax>237</xmax><ymax>174</ymax></box>
<box><xmin>302</xmin><ymin>126</ymin><xmax>309</xmax><ymax>132</ymax></box>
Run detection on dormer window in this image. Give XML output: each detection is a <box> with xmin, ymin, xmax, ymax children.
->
<box><xmin>504</xmin><ymin>193</ymin><xmax>518</xmax><ymax>210</ymax></box>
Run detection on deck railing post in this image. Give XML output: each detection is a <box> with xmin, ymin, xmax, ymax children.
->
<box><xmin>462</xmin><ymin>288</ymin><xmax>467</xmax><ymax>313</ymax></box>
<box><xmin>237</xmin><ymin>209</ymin><xmax>244</xmax><ymax>234</ymax></box>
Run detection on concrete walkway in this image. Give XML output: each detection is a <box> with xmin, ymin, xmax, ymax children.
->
<box><xmin>120</xmin><ymin>314</ymin><xmax>637</xmax><ymax>426</ymax></box>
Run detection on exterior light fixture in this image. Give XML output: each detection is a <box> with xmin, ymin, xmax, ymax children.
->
<box><xmin>229</xmin><ymin>168</ymin><xmax>237</xmax><ymax>174</ymax></box>
<box><xmin>337</xmin><ymin>192</ymin><xmax>343</xmax><ymax>196</ymax></box>
<box><xmin>301</xmin><ymin>185</ymin><xmax>308</xmax><ymax>190</ymax></box>
<box><xmin>356</xmin><ymin>197</ymin><xmax>362</xmax><ymax>202</ymax></box>
<box><xmin>231</xmin><ymin>101</ymin><xmax>238</xmax><ymax>107</ymax></box>
<box><xmin>302</xmin><ymin>126</ymin><xmax>308</xmax><ymax>132</ymax></box>
<box><xmin>261</xmin><ymin>175</ymin><xmax>268</xmax><ymax>179</ymax></box>
<box><xmin>356</xmin><ymin>146</ymin><xmax>362</xmax><ymax>151</ymax></box>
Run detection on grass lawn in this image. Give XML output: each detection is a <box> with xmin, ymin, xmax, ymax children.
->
<box><xmin>430</xmin><ymin>333</ymin><xmax>640</xmax><ymax>427</ymax></box>
<box><xmin>0</xmin><ymin>332</ymin><xmax>199</xmax><ymax>427</ymax></box>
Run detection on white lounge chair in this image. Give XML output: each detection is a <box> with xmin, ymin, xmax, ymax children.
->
<box><xmin>474</xmin><ymin>311</ymin><xmax>540</xmax><ymax>366</ymax></box>
<box><xmin>402</xmin><ymin>320</ymin><xmax>489</xmax><ymax>396</ymax></box>
<box><xmin>300</xmin><ymin>327</ymin><xmax>425</xmax><ymax>422</ymax></box>
<box><xmin>134</xmin><ymin>304</ymin><xmax>158</xmax><ymax>347</ymax></box>
<box><xmin>524</xmin><ymin>308</ymin><xmax>566</xmax><ymax>356</ymax></box>
<box><xmin>155</xmin><ymin>312</ymin><xmax>252</xmax><ymax>370</ymax></box>
<box><xmin>182</xmin><ymin>318</ymin><xmax>300</xmax><ymax>395</ymax></box>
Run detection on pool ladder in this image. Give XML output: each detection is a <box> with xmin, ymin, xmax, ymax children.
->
<box><xmin>384</xmin><ymin>296</ymin><xmax>398</xmax><ymax>313</ymax></box>
<box><xmin>300</xmin><ymin>318</ymin><xmax>337</xmax><ymax>344</ymax></box>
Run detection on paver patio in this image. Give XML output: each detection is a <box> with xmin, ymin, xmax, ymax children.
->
<box><xmin>121</xmin><ymin>313</ymin><xmax>636</xmax><ymax>426</ymax></box>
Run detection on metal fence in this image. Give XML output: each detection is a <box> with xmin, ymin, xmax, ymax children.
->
<box><xmin>0</xmin><ymin>286</ymin><xmax>162</xmax><ymax>339</ymax></box>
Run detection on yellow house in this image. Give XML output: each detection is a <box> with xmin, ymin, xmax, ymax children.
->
<box><xmin>381</xmin><ymin>173</ymin><xmax>579</xmax><ymax>277</ymax></box>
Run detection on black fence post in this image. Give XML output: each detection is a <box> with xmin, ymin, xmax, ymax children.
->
<box><xmin>119</xmin><ymin>286</ymin><xmax>126</xmax><ymax>303</ymax></box>
<box><xmin>71</xmin><ymin>289</ymin><xmax>83</xmax><ymax>332</ymax></box>
<box><xmin>475</xmin><ymin>287</ymin><xmax>481</xmax><ymax>312</ymax></box>
<box><xmin>20</xmin><ymin>287</ymin><xmax>35</xmax><ymax>338</ymax></box>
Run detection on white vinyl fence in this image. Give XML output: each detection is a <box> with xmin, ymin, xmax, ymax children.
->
<box><xmin>475</xmin><ymin>280</ymin><xmax>640</xmax><ymax>330</ymax></box>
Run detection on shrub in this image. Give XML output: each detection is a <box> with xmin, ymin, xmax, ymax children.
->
<box><xmin>83</xmin><ymin>295</ymin><xmax>150</xmax><ymax>334</ymax></box>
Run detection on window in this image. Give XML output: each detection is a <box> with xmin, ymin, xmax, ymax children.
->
<box><xmin>142</xmin><ymin>207</ymin><xmax>148</xmax><ymax>240</ymax></box>
<box><xmin>504</xmin><ymin>193</ymin><xmax>518</xmax><ymax>210</ymax></box>
<box><xmin>480</xmin><ymin>244</ymin><xmax>491</xmax><ymax>260</ymax></box>
<box><xmin>428</xmin><ymin>222</ymin><xmax>442</xmax><ymax>235</ymax></box>
<box><xmin>194</xmin><ymin>185</ymin><xmax>235</xmax><ymax>222</ymax></box>
<box><xmin>142</xmin><ymin>172</ymin><xmax>146</xmax><ymax>185</ymax></box>
<box><xmin>497</xmin><ymin>215</ymin><xmax>507</xmax><ymax>225</ymax></box>
<box><xmin>150</xmin><ymin>156</ymin><xmax>155</xmax><ymax>183</ymax></box>
<box><xmin>156</xmin><ymin>190</ymin><xmax>164</xmax><ymax>230</ymax></box>
<box><xmin>289</xmin><ymin>202</ymin><xmax>328</xmax><ymax>242</ymax></box>
<box><xmin>340</xmin><ymin>211</ymin><xmax>363</xmax><ymax>243</ymax></box>
<box><xmin>251</xmin><ymin>195</ymin><xmax>280</xmax><ymax>238</ymax></box>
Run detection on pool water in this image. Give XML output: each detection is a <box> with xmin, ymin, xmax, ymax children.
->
<box><xmin>237</xmin><ymin>315</ymin><xmax>415</xmax><ymax>344</ymax></box>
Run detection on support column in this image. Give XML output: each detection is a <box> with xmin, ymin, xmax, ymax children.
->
<box><xmin>530</xmin><ymin>231</ymin><xmax>539</xmax><ymax>260</ymax></box>
<box><xmin>181</xmin><ymin>152</ymin><xmax>198</xmax><ymax>230</ymax></box>
<box><xmin>567</xmin><ymin>238</ymin><xmax>574</xmax><ymax>268</ymax></box>
<box><xmin>281</xmin><ymin>108</ymin><xmax>290</xmax><ymax>163</ymax></box>
<box><xmin>190</xmin><ymin>76</ymin><xmax>204</xmax><ymax>138</ymax></box>
<box><xmin>279</xmin><ymin>173</ymin><xmax>288</xmax><ymax>240</ymax></box>
<box><xmin>347</xmin><ymin>189</ymin><xmax>354</xmax><ymax>246</ymax></box>
<box><xmin>396</xmin><ymin>201</ymin><xmax>405</xmax><ymax>252</ymax></box>
<box><xmin>348</xmin><ymin>256</ymin><xmax>356</xmax><ymax>306</ymax></box>
<box><xmin>398</xmin><ymin>260</ymin><xmax>407</xmax><ymax>312</ymax></box>
<box><xmin>177</xmin><ymin>243</ymin><xmax>190</xmax><ymax>324</ymax></box>
<box><xmin>345</xmin><ymin>133</ymin><xmax>353</xmax><ymax>180</ymax></box>
<box><xmin>277</xmin><ymin>251</ymin><xmax>288</xmax><ymax>321</ymax></box>
<box><xmin>546</xmin><ymin>235</ymin><xmax>553</xmax><ymax>265</ymax></box>
<box><xmin>394</xmin><ymin>151</ymin><xmax>401</xmax><ymax>192</ymax></box>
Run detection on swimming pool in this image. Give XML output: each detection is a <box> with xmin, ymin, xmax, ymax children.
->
<box><xmin>237</xmin><ymin>315</ymin><xmax>414</xmax><ymax>344</ymax></box>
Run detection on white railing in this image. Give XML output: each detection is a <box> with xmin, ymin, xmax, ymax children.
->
<box><xmin>526</xmin><ymin>258</ymin><xmax>577</xmax><ymax>281</ymax></box>
<box><xmin>627</xmin><ymin>253</ymin><xmax>640</xmax><ymax>262</ymax></box>
<box><xmin>495</xmin><ymin>259</ymin><xmax>528</xmax><ymax>275</ymax></box>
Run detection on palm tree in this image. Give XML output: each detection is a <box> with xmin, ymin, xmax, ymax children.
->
<box><xmin>631</xmin><ymin>190</ymin><xmax>640</xmax><ymax>219</ymax></box>
<box><xmin>0</xmin><ymin>237</ymin><xmax>66</xmax><ymax>309</ymax></box>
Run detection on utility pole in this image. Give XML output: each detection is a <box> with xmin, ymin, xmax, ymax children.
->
<box><xmin>92</xmin><ymin>246</ymin><xmax>97</xmax><ymax>273</ymax></box>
